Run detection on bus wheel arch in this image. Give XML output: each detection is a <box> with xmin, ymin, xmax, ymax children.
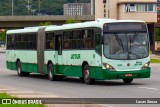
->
<box><xmin>16</xmin><ymin>59</ymin><xmax>29</xmax><ymax>76</ymax></box>
<box><xmin>47</xmin><ymin>61</ymin><xmax>56</xmax><ymax>81</ymax></box>
<box><xmin>47</xmin><ymin>60</ymin><xmax>53</xmax><ymax>68</ymax></box>
<box><xmin>80</xmin><ymin>61</ymin><xmax>88</xmax><ymax>81</ymax></box>
<box><xmin>16</xmin><ymin>59</ymin><xmax>20</xmax><ymax>65</ymax></box>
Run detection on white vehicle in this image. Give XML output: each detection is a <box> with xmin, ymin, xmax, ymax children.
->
<box><xmin>6</xmin><ymin>19</ymin><xmax>150</xmax><ymax>84</ymax></box>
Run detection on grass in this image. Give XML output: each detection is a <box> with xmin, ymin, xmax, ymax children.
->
<box><xmin>150</xmin><ymin>59</ymin><xmax>160</xmax><ymax>63</ymax></box>
<box><xmin>0</xmin><ymin>93</ymin><xmax>44</xmax><ymax>107</ymax></box>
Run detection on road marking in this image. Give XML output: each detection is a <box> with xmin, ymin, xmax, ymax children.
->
<box><xmin>138</xmin><ymin>87</ymin><xmax>159</xmax><ymax>91</ymax></box>
<box><xmin>98</xmin><ymin>104</ymin><xmax>113</xmax><ymax>107</ymax></box>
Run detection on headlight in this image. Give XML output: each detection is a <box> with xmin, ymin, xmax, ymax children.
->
<box><xmin>141</xmin><ymin>62</ymin><xmax>150</xmax><ymax>70</ymax></box>
<box><xmin>103</xmin><ymin>63</ymin><xmax>116</xmax><ymax>71</ymax></box>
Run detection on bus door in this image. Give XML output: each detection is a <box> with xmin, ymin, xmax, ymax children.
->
<box><xmin>55</xmin><ymin>33</ymin><xmax>63</xmax><ymax>73</ymax></box>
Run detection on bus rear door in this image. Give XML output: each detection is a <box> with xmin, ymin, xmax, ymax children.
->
<box><xmin>55</xmin><ymin>32</ymin><xmax>63</xmax><ymax>74</ymax></box>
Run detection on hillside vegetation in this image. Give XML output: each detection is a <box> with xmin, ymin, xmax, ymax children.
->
<box><xmin>0</xmin><ymin>0</ymin><xmax>90</xmax><ymax>16</ymax></box>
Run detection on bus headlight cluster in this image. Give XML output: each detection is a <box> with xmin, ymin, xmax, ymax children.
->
<box><xmin>103</xmin><ymin>63</ymin><xmax>116</xmax><ymax>71</ymax></box>
<box><xmin>141</xmin><ymin>62</ymin><xmax>150</xmax><ymax>70</ymax></box>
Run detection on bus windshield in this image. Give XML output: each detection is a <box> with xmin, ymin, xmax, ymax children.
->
<box><xmin>103</xmin><ymin>32</ymin><xmax>149</xmax><ymax>60</ymax></box>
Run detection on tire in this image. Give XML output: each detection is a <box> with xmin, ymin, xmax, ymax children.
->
<box><xmin>17</xmin><ymin>61</ymin><xmax>29</xmax><ymax>76</ymax></box>
<box><xmin>83</xmin><ymin>65</ymin><xmax>95</xmax><ymax>84</ymax></box>
<box><xmin>123</xmin><ymin>79</ymin><xmax>133</xmax><ymax>84</ymax></box>
<box><xmin>79</xmin><ymin>77</ymin><xmax>84</xmax><ymax>82</ymax></box>
<box><xmin>48</xmin><ymin>63</ymin><xmax>56</xmax><ymax>81</ymax></box>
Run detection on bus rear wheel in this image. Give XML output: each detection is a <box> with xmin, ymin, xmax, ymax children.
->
<box><xmin>17</xmin><ymin>61</ymin><xmax>29</xmax><ymax>76</ymax></box>
<box><xmin>83</xmin><ymin>65</ymin><xmax>95</xmax><ymax>85</ymax></box>
<box><xmin>48</xmin><ymin>63</ymin><xmax>56</xmax><ymax>81</ymax></box>
<box><xmin>123</xmin><ymin>79</ymin><xmax>133</xmax><ymax>84</ymax></box>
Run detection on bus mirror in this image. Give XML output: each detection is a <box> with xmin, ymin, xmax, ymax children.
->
<box><xmin>100</xmin><ymin>36</ymin><xmax>104</xmax><ymax>44</ymax></box>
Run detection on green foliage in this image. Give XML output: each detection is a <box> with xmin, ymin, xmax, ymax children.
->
<box><xmin>150</xmin><ymin>59</ymin><xmax>160</xmax><ymax>63</ymax></box>
<box><xmin>0</xmin><ymin>0</ymin><xmax>90</xmax><ymax>16</ymax></box>
<box><xmin>38</xmin><ymin>22</ymin><xmax>52</xmax><ymax>26</ymax></box>
<box><xmin>0</xmin><ymin>29</ymin><xmax>7</xmax><ymax>43</ymax></box>
<box><xmin>65</xmin><ymin>18</ymin><xmax>81</xmax><ymax>24</ymax></box>
<box><xmin>0</xmin><ymin>93</ymin><xmax>15</xmax><ymax>98</ymax></box>
<box><xmin>156</xmin><ymin>28</ymin><xmax>160</xmax><ymax>41</ymax></box>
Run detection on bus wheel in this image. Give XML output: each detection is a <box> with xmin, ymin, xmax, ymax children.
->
<box><xmin>48</xmin><ymin>63</ymin><xmax>56</xmax><ymax>81</ymax></box>
<box><xmin>83</xmin><ymin>65</ymin><xmax>95</xmax><ymax>84</ymax></box>
<box><xmin>123</xmin><ymin>79</ymin><xmax>133</xmax><ymax>84</ymax></box>
<box><xmin>17</xmin><ymin>61</ymin><xmax>28</xmax><ymax>76</ymax></box>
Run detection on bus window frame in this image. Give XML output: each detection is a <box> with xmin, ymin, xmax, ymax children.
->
<box><xmin>63</xmin><ymin>30</ymin><xmax>72</xmax><ymax>50</ymax></box>
<box><xmin>7</xmin><ymin>33</ymin><xmax>37</xmax><ymax>50</ymax></box>
<box><xmin>93</xmin><ymin>28</ymin><xmax>102</xmax><ymax>56</ymax></box>
<box><xmin>45</xmin><ymin>32</ymin><xmax>55</xmax><ymax>50</ymax></box>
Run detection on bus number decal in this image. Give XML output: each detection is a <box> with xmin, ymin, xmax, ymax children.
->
<box><xmin>71</xmin><ymin>54</ymin><xmax>80</xmax><ymax>59</ymax></box>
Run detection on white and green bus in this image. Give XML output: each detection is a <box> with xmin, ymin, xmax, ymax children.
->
<box><xmin>6</xmin><ymin>19</ymin><xmax>150</xmax><ymax>84</ymax></box>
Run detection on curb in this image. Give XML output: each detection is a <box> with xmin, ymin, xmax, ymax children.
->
<box><xmin>0</xmin><ymin>87</ymin><xmax>107</xmax><ymax>107</ymax></box>
<box><xmin>0</xmin><ymin>51</ymin><xmax>6</xmax><ymax>53</ymax></box>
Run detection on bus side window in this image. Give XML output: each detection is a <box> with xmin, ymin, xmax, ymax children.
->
<box><xmin>11</xmin><ymin>35</ymin><xmax>15</xmax><ymax>50</ymax></box>
<box><xmin>46</xmin><ymin>33</ymin><xmax>55</xmax><ymax>49</ymax></box>
<box><xmin>7</xmin><ymin>35</ymin><xmax>12</xmax><ymax>50</ymax></box>
<box><xmin>72</xmin><ymin>30</ymin><xmax>82</xmax><ymax>49</ymax></box>
<box><xmin>83</xmin><ymin>29</ymin><xmax>93</xmax><ymax>49</ymax></box>
<box><xmin>63</xmin><ymin>31</ymin><xmax>71</xmax><ymax>49</ymax></box>
<box><xmin>95</xmin><ymin>33</ymin><xmax>102</xmax><ymax>55</ymax></box>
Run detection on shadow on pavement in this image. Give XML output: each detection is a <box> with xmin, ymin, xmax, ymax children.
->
<box><xmin>10</xmin><ymin>73</ymin><xmax>147</xmax><ymax>86</ymax></box>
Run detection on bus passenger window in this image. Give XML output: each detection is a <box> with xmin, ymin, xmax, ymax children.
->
<box><xmin>64</xmin><ymin>41</ymin><xmax>70</xmax><ymax>49</ymax></box>
<box><xmin>50</xmin><ymin>40</ymin><xmax>54</xmax><ymax>49</ymax></box>
<box><xmin>85</xmin><ymin>39</ymin><xmax>91</xmax><ymax>49</ymax></box>
<box><xmin>83</xmin><ymin>29</ymin><xmax>93</xmax><ymax>49</ymax></box>
<box><xmin>46</xmin><ymin>33</ymin><xmax>55</xmax><ymax>49</ymax></box>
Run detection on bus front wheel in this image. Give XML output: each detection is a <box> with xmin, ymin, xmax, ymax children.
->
<box><xmin>16</xmin><ymin>61</ymin><xmax>29</xmax><ymax>76</ymax></box>
<box><xmin>83</xmin><ymin>65</ymin><xmax>95</xmax><ymax>85</ymax></box>
<box><xmin>123</xmin><ymin>79</ymin><xmax>133</xmax><ymax>84</ymax></box>
<box><xmin>48</xmin><ymin>63</ymin><xmax>56</xmax><ymax>81</ymax></box>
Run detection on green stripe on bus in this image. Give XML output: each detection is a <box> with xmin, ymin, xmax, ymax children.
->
<box><xmin>6</xmin><ymin>61</ymin><xmax>150</xmax><ymax>80</ymax></box>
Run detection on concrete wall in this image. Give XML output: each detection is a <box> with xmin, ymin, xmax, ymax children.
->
<box><xmin>63</xmin><ymin>3</ymin><xmax>91</xmax><ymax>15</ymax></box>
<box><xmin>118</xmin><ymin>4</ymin><xmax>157</xmax><ymax>23</ymax></box>
<box><xmin>95</xmin><ymin>0</ymin><xmax>157</xmax><ymax>23</ymax></box>
<box><xmin>0</xmin><ymin>15</ymin><xmax>95</xmax><ymax>28</ymax></box>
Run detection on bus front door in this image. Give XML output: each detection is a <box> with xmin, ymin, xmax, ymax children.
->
<box><xmin>55</xmin><ymin>34</ymin><xmax>62</xmax><ymax>74</ymax></box>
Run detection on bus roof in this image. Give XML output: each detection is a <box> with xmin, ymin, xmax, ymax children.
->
<box><xmin>45</xmin><ymin>19</ymin><xmax>145</xmax><ymax>32</ymax></box>
<box><xmin>6</xmin><ymin>19</ymin><xmax>145</xmax><ymax>34</ymax></box>
<box><xmin>6</xmin><ymin>26</ymin><xmax>46</xmax><ymax>34</ymax></box>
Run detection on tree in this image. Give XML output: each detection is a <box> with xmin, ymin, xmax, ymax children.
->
<box><xmin>38</xmin><ymin>22</ymin><xmax>52</xmax><ymax>26</ymax></box>
<box><xmin>0</xmin><ymin>29</ymin><xmax>7</xmax><ymax>42</ymax></box>
<box><xmin>65</xmin><ymin>18</ymin><xmax>81</xmax><ymax>24</ymax></box>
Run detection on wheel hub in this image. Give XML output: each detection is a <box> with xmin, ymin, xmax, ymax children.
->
<box><xmin>84</xmin><ymin>70</ymin><xmax>89</xmax><ymax>80</ymax></box>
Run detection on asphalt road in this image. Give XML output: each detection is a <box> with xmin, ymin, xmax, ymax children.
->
<box><xmin>0</xmin><ymin>53</ymin><xmax>160</xmax><ymax>107</ymax></box>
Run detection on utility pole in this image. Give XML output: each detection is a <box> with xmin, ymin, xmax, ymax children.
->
<box><xmin>12</xmin><ymin>0</ymin><xmax>14</xmax><ymax>16</ymax></box>
<box><xmin>25</xmin><ymin>0</ymin><xmax>32</xmax><ymax>15</ymax></box>
<box><xmin>38</xmin><ymin>0</ymin><xmax>41</xmax><ymax>15</ymax></box>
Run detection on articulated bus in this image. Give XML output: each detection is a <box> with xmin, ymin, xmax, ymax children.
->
<box><xmin>6</xmin><ymin>19</ymin><xmax>150</xmax><ymax>84</ymax></box>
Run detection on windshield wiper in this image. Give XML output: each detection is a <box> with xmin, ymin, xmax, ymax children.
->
<box><xmin>115</xmin><ymin>33</ymin><xmax>124</xmax><ymax>53</ymax></box>
<box><xmin>130</xmin><ymin>32</ymin><xmax>138</xmax><ymax>43</ymax></box>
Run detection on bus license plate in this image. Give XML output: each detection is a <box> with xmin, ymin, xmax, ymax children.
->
<box><xmin>125</xmin><ymin>74</ymin><xmax>133</xmax><ymax>77</ymax></box>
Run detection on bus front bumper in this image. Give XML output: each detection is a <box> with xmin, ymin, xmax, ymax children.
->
<box><xmin>100</xmin><ymin>67</ymin><xmax>150</xmax><ymax>80</ymax></box>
